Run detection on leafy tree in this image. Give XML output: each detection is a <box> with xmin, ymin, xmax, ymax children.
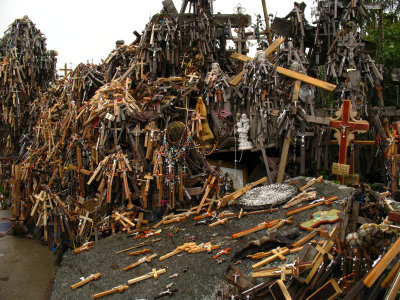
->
<box><xmin>363</xmin><ymin>3</ymin><xmax>400</xmax><ymax>106</ymax></box>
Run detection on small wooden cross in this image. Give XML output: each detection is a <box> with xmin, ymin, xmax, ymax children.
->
<box><xmin>296</xmin><ymin>122</ymin><xmax>314</xmax><ymax>175</ymax></box>
<box><xmin>187</xmin><ymin>72</ymin><xmax>199</xmax><ymax>83</ymax></box>
<box><xmin>175</xmin><ymin>97</ymin><xmax>195</xmax><ymax>123</ymax></box>
<box><xmin>59</xmin><ymin>63</ymin><xmax>72</xmax><ymax>77</ymax></box>
<box><xmin>137</xmin><ymin>172</ymin><xmax>153</xmax><ymax>209</ymax></box>
<box><xmin>191</xmin><ymin>111</ymin><xmax>204</xmax><ymax>136</ymax></box>
<box><xmin>329</xmin><ymin>100</ymin><xmax>369</xmax><ymax>184</ymax></box>
<box><xmin>252</xmin><ymin>247</ymin><xmax>290</xmax><ymax>269</ymax></box>
<box><xmin>267</xmin><ymin>216</ymin><xmax>293</xmax><ymax>233</ymax></box>
<box><xmin>136</xmin><ymin>58</ymin><xmax>148</xmax><ymax>80</ymax></box>
<box><xmin>78</xmin><ymin>210</ymin><xmax>92</xmax><ymax>236</ymax></box>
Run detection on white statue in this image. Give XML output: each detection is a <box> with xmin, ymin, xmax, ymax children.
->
<box><xmin>205</xmin><ymin>62</ymin><xmax>222</xmax><ymax>84</ymax></box>
<box><xmin>211</xmin><ymin>62</ymin><xmax>221</xmax><ymax>75</ymax></box>
<box><xmin>236</xmin><ymin>113</ymin><xmax>253</xmax><ymax>150</ymax></box>
<box><xmin>254</xmin><ymin>50</ymin><xmax>267</xmax><ymax>63</ymax></box>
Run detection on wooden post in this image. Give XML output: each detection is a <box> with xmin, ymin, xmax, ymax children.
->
<box><xmin>261</xmin><ymin>0</ymin><xmax>272</xmax><ymax>44</ymax></box>
<box><xmin>277</xmin><ymin>136</ymin><xmax>291</xmax><ymax>183</ymax></box>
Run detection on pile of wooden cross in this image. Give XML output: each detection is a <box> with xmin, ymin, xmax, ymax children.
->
<box><xmin>60</xmin><ymin>175</ymin><xmax>400</xmax><ymax>299</ymax></box>
<box><xmin>1</xmin><ymin>0</ymin><xmax>399</xmax><ymax>254</ymax></box>
<box><xmin>0</xmin><ymin>16</ymin><xmax>57</xmax><ymax>156</ymax></box>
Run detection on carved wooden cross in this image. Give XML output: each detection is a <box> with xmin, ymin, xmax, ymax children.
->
<box><xmin>329</xmin><ymin>100</ymin><xmax>369</xmax><ymax>184</ymax></box>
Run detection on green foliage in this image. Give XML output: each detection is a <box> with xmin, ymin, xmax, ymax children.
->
<box><xmin>363</xmin><ymin>11</ymin><xmax>400</xmax><ymax>106</ymax></box>
<box><xmin>365</xmin><ymin>18</ymin><xmax>400</xmax><ymax>67</ymax></box>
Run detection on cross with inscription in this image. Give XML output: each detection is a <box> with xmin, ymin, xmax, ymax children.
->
<box><xmin>329</xmin><ymin>100</ymin><xmax>369</xmax><ymax>184</ymax></box>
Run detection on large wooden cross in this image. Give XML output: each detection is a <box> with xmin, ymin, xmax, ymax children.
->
<box><xmin>329</xmin><ymin>100</ymin><xmax>369</xmax><ymax>184</ymax></box>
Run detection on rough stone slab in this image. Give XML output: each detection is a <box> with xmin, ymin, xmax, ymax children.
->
<box><xmin>51</xmin><ymin>177</ymin><xmax>355</xmax><ymax>300</ymax></box>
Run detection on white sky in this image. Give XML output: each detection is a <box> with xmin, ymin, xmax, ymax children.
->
<box><xmin>0</xmin><ymin>0</ymin><xmax>313</xmax><ymax>73</ymax></box>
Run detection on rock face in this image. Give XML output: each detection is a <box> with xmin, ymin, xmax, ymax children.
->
<box><xmin>51</xmin><ymin>177</ymin><xmax>355</xmax><ymax>299</ymax></box>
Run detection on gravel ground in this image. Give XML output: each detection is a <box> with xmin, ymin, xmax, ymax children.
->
<box><xmin>51</xmin><ymin>177</ymin><xmax>355</xmax><ymax>300</ymax></box>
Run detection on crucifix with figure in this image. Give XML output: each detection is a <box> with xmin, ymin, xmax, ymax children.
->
<box><xmin>329</xmin><ymin>100</ymin><xmax>369</xmax><ymax>184</ymax></box>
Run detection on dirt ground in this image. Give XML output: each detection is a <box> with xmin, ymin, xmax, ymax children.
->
<box><xmin>0</xmin><ymin>209</ymin><xmax>58</xmax><ymax>300</ymax></box>
<box><xmin>51</xmin><ymin>177</ymin><xmax>356</xmax><ymax>299</ymax></box>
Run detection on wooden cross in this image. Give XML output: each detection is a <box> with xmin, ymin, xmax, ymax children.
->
<box><xmin>252</xmin><ymin>259</ymin><xmax>313</xmax><ymax>279</ymax></box>
<box><xmin>127</xmin><ymin>268</ymin><xmax>166</xmax><ymax>285</ymax></box>
<box><xmin>123</xmin><ymin>253</ymin><xmax>157</xmax><ymax>271</ymax></box>
<box><xmin>59</xmin><ymin>63</ymin><xmax>72</xmax><ymax>77</ymax></box>
<box><xmin>68</xmin><ymin>146</ymin><xmax>91</xmax><ymax>197</ymax></box>
<box><xmin>175</xmin><ymin>97</ymin><xmax>195</xmax><ymax>123</ymax></box>
<box><xmin>71</xmin><ymin>273</ymin><xmax>101</xmax><ymax>290</ymax></box>
<box><xmin>304</xmin><ymin>226</ymin><xmax>338</xmax><ymax>284</ymax></box>
<box><xmin>252</xmin><ymin>247</ymin><xmax>290</xmax><ymax>269</ymax></box>
<box><xmin>285</xmin><ymin>196</ymin><xmax>338</xmax><ymax>217</ymax></box>
<box><xmin>231</xmin><ymin>219</ymin><xmax>280</xmax><ymax>239</ymax></box>
<box><xmin>388</xmin><ymin>122</ymin><xmax>400</xmax><ymax>191</ymax></box>
<box><xmin>191</xmin><ymin>111</ymin><xmax>205</xmax><ymax>137</ymax></box>
<box><xmin>143</xmin><ymin>121</ymin><xmax>159</xmax><ymax>159</ymax></box>
<box><xmin>136</xmin><ymin>57</ymin><xmax>148</xmax><ymax>80</ymax></box>
<box><xmin>137</xmin><ymin>172</ymin><xmax>153</xmax><ymax>209</ymax></box>
<box><xmin>296</xmin><ymin>122</ymin><xmax>314</xmax><ymax>175</ymax></box>
<box><xmin>78</xmin><ymin>210</ymin><xmax>92</xmax><ymax>236</ymax></box>
<box><xmin>93</xmin><ymin>285</ymin><xmax>128</xmax><ymax>299</ymax></box>
<box><xmin>267</xmin><ymin>216</ymin><xmax>293</xmax><ymax>233</ymax></box>
<box><xmin>329</xmin><ymin>100</ymin><xmax>369</xmax><ymax>184</ymax></box>
<box><xmin>187</xmin><ymin>72</ymin><xmax>199</xmax><ymax>83</ymax></box>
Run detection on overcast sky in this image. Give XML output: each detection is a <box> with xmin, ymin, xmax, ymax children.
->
<box><xmin>0</xmin><ymin>0</ymin><xmax>313</xmax><ymax>73</ymax></box>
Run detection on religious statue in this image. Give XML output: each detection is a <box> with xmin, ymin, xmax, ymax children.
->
<box><xmin>236</xmin><ymin>113</ymin><xmax>252</xmax><ymax>150</ymax></box>
<box><xmin>195</xmin><ymin>97</ymin><xmax>214</xmax><ymax>143</ymax></box>
<box><xmin>254</xmin><ymin>50</ymin><xmax>267</xmax><ymax>63</ymax></box>
<box><xmin>204</xmin><ymin>62</ymin><xmax>232</xmax><ymax>105</ymax></box>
